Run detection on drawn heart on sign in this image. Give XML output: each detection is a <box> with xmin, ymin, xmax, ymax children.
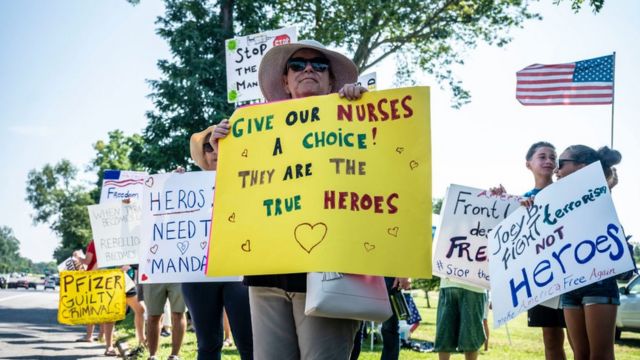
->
<box><xmin>141</xmin><ymin>274</ymin><xmax>149</xmax><ymax>281</ymax></box>
<box><xmin>409</xmin><ymin>160</ymin><xmax>419</xmax><ymax>170</ymax></box>
<box><xmin>200</xmin><ymin>241</ymin><xmax>207</xmax><ymax>250</ymax></box>
<box><xmin>241</xmin><ymin>149</ymin><xmax>249</xmax><ymax>157</ymax></box>
<box><xmin>364</xmin><ymin>242</ymin><xmax>376</xmax><ymax>252</ymax></box>
<box><xmin>294</xmin><ymin>222</ymin><xmax>327</xmax><ymax>254</ymax></box>
<box><xmin>150</xmin><ymin>244</ymin><xmax>159</xmax><ymax>254</ymax></box>
<box><xmin>387</xmin><ymin>227</ymin><xmax>399</xmax><ymax>237</ymax></box>
<box><xmin>241</xmin><ymin>240</ymin><xmax>251</xmax><ymax>252</ymax></box>
<box><xmin>177</xmin><ymin>241</ymin><xmax>189</xmax><ymax>255</ymax></box>
<box><xmin>228</xmin><ymin>212</ymin><xmax>236</xmax><ymax>223</ymax></box>
<box><xmin>396</xmin><ymin>147</ymin><xmax>404</xmax><ymax>154</ymax></box>
<box><xmin>145</xmin><ymin>177</ymin><xmax>154</xmax><ymax>188</ymax></box>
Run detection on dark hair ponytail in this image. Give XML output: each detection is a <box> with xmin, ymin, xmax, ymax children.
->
<box><xmin>597</xmin><ymin>146</ymin><xmax>622</xmax><ymax>178</ymax></box>
<box><xmin>564</xmin><ymin>145</ymin><xmax>621</xmax><ymax>178</ymax></box>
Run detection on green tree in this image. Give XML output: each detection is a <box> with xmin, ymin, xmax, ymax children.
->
<box><xmin>25</xmin><ymin>160</ymin><xmax>95</xmax><ymax>262</ymax></box>
<box><xmin>135</xmin><ymin>0</ymin><xmax>281</xmax><ymax>172</ymax></box>
<box><xmin>136</xmin><ymin>0</ymin><xmax>591</xmax><ymax>169</ymax></box>
<box><xmin>88</xmin><ymin>129</ymin><xmax>145</xmax><ymax>202</ymax></box>
<box><xmin>559</xmin><ymin>0</ymin><xmax>605</xmax><ymax>13</ymax></box>
<box><xmin>280</xmin><ymin>0</ymin><xmax>541</xmax><ymax>108</ymax></box>
<box><xmin>0</xmin><ymin>226</ymin><xmax>21</xmax><ymax>273</ymax></box>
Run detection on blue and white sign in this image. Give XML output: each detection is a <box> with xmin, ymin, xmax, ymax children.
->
<box><xmin>138</xmin><ymin>171</ymin><xmax>239</xmax><ymax>283</ymax></box>
<box><xmin>489</xmin><ymin>162</ymin><xmax>635</xmax><ymax>328</ymax></box>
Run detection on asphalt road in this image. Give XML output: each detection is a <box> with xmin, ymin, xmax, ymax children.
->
<box><xmin>0</xmin><ymin>287</ymin><xmax>113</xmax><ymax>359</ymax></box>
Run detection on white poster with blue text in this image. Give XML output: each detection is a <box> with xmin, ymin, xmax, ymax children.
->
<box><xmin>100</xmin><ymin>170</ymin><xmax>148</xmax><ymax>203</ymax></box>
<box><xmin>138</xmin><ymin>172</ymin><xmax>239</xmax><ymax>283</ymax></box>
<box><xmin>433</xmin><ymin>185</ymin><xmax>521</xmax><ymax>288</ymax></box>
<box><xmin>489</xmin><ymin>162</ymin><xmax>634</xmax><ymax>328</ymax></box>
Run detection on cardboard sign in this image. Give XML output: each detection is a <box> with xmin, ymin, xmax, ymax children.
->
<box><xmin>138</xmin><ymin>171</ymin><xmax>239</xmax><ymax>283</ymax></box>
<box><xmin>489</xmin><ymin>162</ymin><xmax>635</xmax><ymax>328</ymax></box>
<box><xmin>88</xmin><ymin>202</ymin><xmax>142</xmax><ymax>268</ymax></box>
<box><xmin>57</xmin><ymin>252</ymin><xmax>85</xmax><ymax>272</ymax></box>
<box><xmin>58</xmin><ymin>269</ymin><xmax>126</xmax><ymax>325</ymax></box>
<box><xmin>100</xmin><ymin>170</ymin><xmax>147</xmax><ymax>203</ymax></box>
<box><xmin>357</xmin><ymin>72</ymin><xmax>378</xmax><ymax>91</ymax></box>
<box><xmin>225</xmin><ymin>27</ymin><xmax>297</xmax><ymax>103</ymax></box>
<box><xmin>432</xmin><ymin>185</ymin><xmax>521</xmax><ymax>288</ymax></box>
<box><xmin>207</xmin><ymin>86</ymin><xmax>432</xmax><ymax>278</ymax></box>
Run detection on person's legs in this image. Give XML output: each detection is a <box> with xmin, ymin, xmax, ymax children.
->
<box><xmin>223</xmin><ymin>310</ymin><xmax>232</xmax><ymax>345</ymax></box>
<box><xmin>147</xmin><ymin>315</ymin><xmax>162</xmax><ymax>356</ymax></box>
<box><xmin>103</xmin><ymin>322</ymin><xmax>116</xmax><ymax>355</ymax></box>
<box><xmin>292</xmin><ymin>292</ymin><xmax>360</xmax><ymax>360</ymax></box>
<box><xmin>167</xmin><ymin>283</ymin><xmax>187</xmax><ymax>357</ymax></box>
<box><xmin>143</xmin><ymin>283</ymin><xmax>170</xmax><ymax>357</ymax></box>
<box><xmin>170</xmin><ymin>312</ymin><xmax>186</xmax><ymax>356</ymax></box>
<box><xmin>541</xmin><ymin>327</ymin><xmax>566</xmax><ymax>360</ymax></box>
<box><xmin>350</xmin><ymin>322</ymin><xmax>365</xmax><ymax>360</ymax></box>
<box><xmin>564</xmin><ymin>308</ymin><xmax>588</xmax><ymax>360</ymax></box>
<box><xmin>127</xmin><ymin>296</ymin><xmax>147</xmax><ymax>345</ymax></box>
<box><xmin>584</xmin><ymin>304</ymin><xmax>617</xmax><ymax>360</ymax></box>
<box><xmin>249</xmin><ymin>286</ymin><xmax>300</xmax><ymax>360</ymax></box>
<box><xmin>482</xmin><ymin>319</ymin><xmax>489</xmax><ymax>351</ymax></box>
<box><xmin>438</xmin><ymin>353</ymin><xmax>451</xmax><ymax>360</ymax></box>
<box><xmin>182</xmin><ymin>282</ymin><xmax>224</xmax><ymax>360</ymax></box>
<box><xmin>223</xmin><ymin>282</ymin><xmax>253</xmax><ymax>360</ymax></box>
<box><xmin>464</xmin><ymin>351</ymin><xmax>479</xmax><ymax>360</ymax></box>
<box><xmin>380</xmin><ymin>311</ymin><xmax>400</xmax><ymax>360</ymax></box>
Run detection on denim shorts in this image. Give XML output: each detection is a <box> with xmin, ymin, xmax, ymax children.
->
<box><xmin>560</xmin><ymin>277</ymin><xmax>620</xmax><ymax>309</ymax></box>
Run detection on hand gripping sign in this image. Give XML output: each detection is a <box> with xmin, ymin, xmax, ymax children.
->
<box><xmin>489</xmin><ymin>162</ymin><xmax>635</xmax><ymax>328</ymax></box>
<box><xmin>207</xmin><ymin>86</ymin><xmax>432</xmax><ymax>278</ymax></box>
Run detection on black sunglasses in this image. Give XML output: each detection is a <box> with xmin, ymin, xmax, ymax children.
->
<box><xmin>286</xmin><ymin>57</ymin><xmax>330</xmax><ymax>73</ymax></box>
<box><xmin>558</xmin><ymin>159</ymin><xmax>582</xmax><ymax>170</ymax></box>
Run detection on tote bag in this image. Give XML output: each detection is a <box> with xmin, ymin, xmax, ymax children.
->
<box><xmin>305</xmin><ymin>272</ymin><xmax>392</xmax><ymax>322</ymax></box>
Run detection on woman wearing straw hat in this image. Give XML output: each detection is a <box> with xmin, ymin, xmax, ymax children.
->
<box><xmin>181</xmin><ymin>127</ymin><xmax>254</xmax><ymax>360</ymax></box>
<box><xmin>211</xmin><ymin>39</ymin><xmax>367</xmax><ymax>359</ymax></box>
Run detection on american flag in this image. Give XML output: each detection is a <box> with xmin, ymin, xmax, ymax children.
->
<box><xmin>516</xmin><ymin>55</ymin><xmax>614</xmax><ymax>106</ymax></box>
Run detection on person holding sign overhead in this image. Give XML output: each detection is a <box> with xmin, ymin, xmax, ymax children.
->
<box><xmin>180</xmin><ymin>126</ymin><xmax>253</xmax><ymax>360</ymax></box>
<box><xmin>212</xmin><ymin>39</ymin><xmax>367</xmax><ymax>360</ymax></box>
<box><xmin>555</xmin><ymin>145</ymin><xmax>622</xmax><ymax>360</ymax></box>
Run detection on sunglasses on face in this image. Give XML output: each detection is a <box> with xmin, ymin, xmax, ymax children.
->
<box><xmin>286</xmin><ymin>57</ymin><xmax>330</xmax><ymax>73</ymax></box>
<box><xmin>203</xmin><ymin>142</ymin><xmax>214</xmax><ymax>153</ymax></box>
<box><xmin>558</xmin><ymin>159</ymin><xmax>582</xmax><ymax>170</ymax></box>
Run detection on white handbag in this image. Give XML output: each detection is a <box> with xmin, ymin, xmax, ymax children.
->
<box><xmin>304</xmin><ymin>272</ymin><xmax>393</xmax><ymax>322</ymax></box>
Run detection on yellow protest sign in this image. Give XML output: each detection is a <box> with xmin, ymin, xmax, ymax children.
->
<box><xmin>58</xmin><ymin>269</ymin><xmax>127</xmax><ymax>325</ymax></box>
<box><xmin>207</xmin><ymin>86</ymin><xmax>431</xmax><ymax>278</ymax></box>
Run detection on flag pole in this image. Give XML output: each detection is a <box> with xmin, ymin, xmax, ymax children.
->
<box><xmin>610</xmin><ymin>51</ymin><xmax>616</xmax><ymax>149</ymax></box>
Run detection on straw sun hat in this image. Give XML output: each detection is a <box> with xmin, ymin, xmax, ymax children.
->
<box><xmin>258</xmin><ymin>39</ymin><xmax>358</xmax><ymax>102</ymax></box>
<box><xmin>189</xmin><ymin>125</ymin><xmax>216</xmax><ymax>170</ymax></box>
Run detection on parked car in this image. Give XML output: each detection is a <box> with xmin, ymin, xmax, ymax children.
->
<box><xmin>616</xmin><ymin>274</ymin><xmax>640</xmax><ymax>339</ymax></box>
<box><xmin>14</xmin><ymin>279</ymin><xmax>29</xmax><ymax>289</ymax></box>
<box><xmin>44</xmin><ymin>279</ymin><xmax>56</xmax><ymax>290</ymax></box>
<box><xmin>0</xmin><ymin>276</ymin><xmax>6</xmax><ymax>289</ymax></box>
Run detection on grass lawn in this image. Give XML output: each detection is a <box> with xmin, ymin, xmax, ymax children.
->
<box><xmin>116</xmin><ymin>290</ymin><xmax>640</xmax><ymax>359</ymax></box>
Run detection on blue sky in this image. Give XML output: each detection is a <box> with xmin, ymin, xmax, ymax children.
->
<box><xmin>1</xmin><ymin>1</ymin><xmax>638</xmax><ymax>263</ymax></box>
